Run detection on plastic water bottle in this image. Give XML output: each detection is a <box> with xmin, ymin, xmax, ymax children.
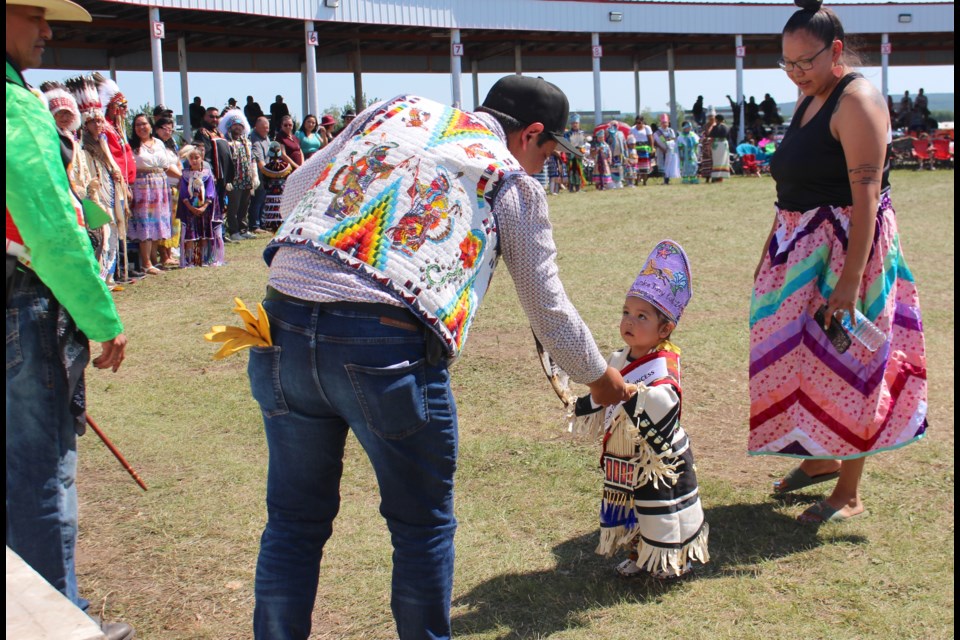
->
<box><xmin>839</xmin><ymin>309</ymin><xmax>887</xmax><ymax>352</ymax></box>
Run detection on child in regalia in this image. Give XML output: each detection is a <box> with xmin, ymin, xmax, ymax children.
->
<box><xmin>570</xmin><ymin>239</ymin><xmax>709</xmax><ymax>580</ymax></box>
<box><xmin>260</xmin><ymin>141</ymin><xmax>293</xmax><ymax>231</ymax></box>
<box><xmin>176</xmin><ymin>145</ymin><xmax>224</xmax><ymax>267</ymax></box>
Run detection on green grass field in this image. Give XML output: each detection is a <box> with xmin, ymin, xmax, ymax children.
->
<box><xmin>78</xmin><ymin>170</ymin><xmax>954</xmax><ymax>639</ymax></box>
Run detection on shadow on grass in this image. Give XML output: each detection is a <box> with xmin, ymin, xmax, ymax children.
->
<box><xmin>452</xmin><ymin>500</ymin><xmax>867</xmax><ymax>638</ymax></box>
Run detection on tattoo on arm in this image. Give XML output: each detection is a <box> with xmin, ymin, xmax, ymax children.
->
<box><xmin>868</xmin><ymin>92</ymin><xmax>888</xmax><ymax>111</ymax></box>
<box><xmin>849</xmin><ymin>163</ymin><xmax>881</xmax><ymax>185</ymax></box>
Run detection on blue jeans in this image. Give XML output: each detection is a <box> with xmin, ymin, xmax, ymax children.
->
<box><xmin>6</xmin><ymin>278</ymin><xmax>86</xmax><ymax>610</ymax></box>
<box><xmin>250</xmin><ymin>298</ymin><xmax>458</xmax><ymax>640</ymax></box>
<box><xmin>248</xmin><ymin>184</ymin><xmax>266</xmax><ymax>231</ymax></box>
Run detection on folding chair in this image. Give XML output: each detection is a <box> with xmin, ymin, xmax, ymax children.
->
<box><xmin>911</xmin><ymin>138</ymin><xmax>933</xmax><ymax>170</ymax></box>
<box><xmin>931</xmin><ymin>138</ymin><xmax>953</xmax><ymax>169</ymax></box>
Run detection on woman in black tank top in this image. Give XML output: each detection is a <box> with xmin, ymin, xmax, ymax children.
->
<box><xmin>749</xmin><ymin>0</ymin><xmax>928</xmax><ymax>525</ymax></box>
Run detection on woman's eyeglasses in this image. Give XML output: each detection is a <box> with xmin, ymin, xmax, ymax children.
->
<box><xmin>777</xmin><ymin>43</ymin><xmax>831</xmax><ymax>72</ymax></box>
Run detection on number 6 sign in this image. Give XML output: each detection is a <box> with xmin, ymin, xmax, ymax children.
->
<box><xmin>151</xmin><ymin>20</ymin><xmax>165</xmax><ymax>40</ymax></box>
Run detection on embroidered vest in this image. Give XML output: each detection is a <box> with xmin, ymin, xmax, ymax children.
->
<box><xmin>266</xmin><ymin>95</ymin><xmax>524</xmax><ymax>356</ymax></box>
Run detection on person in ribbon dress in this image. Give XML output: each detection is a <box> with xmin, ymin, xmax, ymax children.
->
<box><xmin>570</xmin><ymin>240</ymin><xmax>709</xmax><ymax>580</ymax></box>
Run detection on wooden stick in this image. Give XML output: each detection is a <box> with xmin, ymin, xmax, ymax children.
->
<box><xmin>85</xmin><ymin>414</ymin><xmax>148</xmax><ymax>491</ymax></box>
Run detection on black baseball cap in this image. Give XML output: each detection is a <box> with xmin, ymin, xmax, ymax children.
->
<box><xmin>152</xmin><ymin>104</ymin><xmax>173</xmax><ymax>116</ymax></box>
<box><xmin>480</xmin><ymin>75</ymin><xmax>581</xmax><ymax>158</ymax></box>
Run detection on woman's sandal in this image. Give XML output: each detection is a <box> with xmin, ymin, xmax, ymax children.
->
<box><xmin>144</xmin><ymin>266</ymin><xmax>162</xmax><ymax>275</ymax></box>
<box><xmin>797</xmin><ymin>500</ymin><xmax>869</xmax><ymax>524</ymax></box>
<box><xmin>772</xmin><ymin>466</ymin><xmax>840</xmax><ymax>495</ymax></box>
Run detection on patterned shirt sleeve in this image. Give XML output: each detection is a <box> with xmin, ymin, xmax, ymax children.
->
<box><xmin>495</xmin><ymin>174</ymin><xmax>607</xmax><ymax>384</ymax></box>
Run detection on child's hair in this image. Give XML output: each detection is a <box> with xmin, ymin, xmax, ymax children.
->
<box><xmin>179</xmin><ymin>144</ymin><xmax>201</xmax><ymax>160</ymax></box>
<box><xmin>653</xmin><ymin>307</ymin><xmax>675</xmax><ymax>337</ymax></box>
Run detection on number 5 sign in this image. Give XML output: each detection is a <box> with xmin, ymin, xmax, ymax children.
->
<box><xmin>452</xmin><ymin>43</ymin><xmax>464</xmax><ymax>57</ymax></box>
<box><xmin>151</xmin><ymin>20</ymin><xmax>165</xmax><ymax>40</ymax></box>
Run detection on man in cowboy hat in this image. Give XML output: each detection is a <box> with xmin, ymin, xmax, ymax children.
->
<box><xmin>249</xmin><ymin>74</ymin><xmax>631</xmax><ymax>640</ymax></box>
<box><xmin>331</xmin><ymin>107</ymin><xmax>357</xmax><ymax>138</ymax></box>
<box><xmin>6</xmin><ymin>1</ymin><xmax>132</xmax><ymax>638</ymax></box>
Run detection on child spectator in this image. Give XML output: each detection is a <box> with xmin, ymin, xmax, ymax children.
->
<box><xmin>570</xmin><ymin>240</ymin><xmax>709</xmax><ymax>580</ymax></box>
<box><xmin>591</xmin><ymin>130</ymin><xmax>613</xmax><ymax>190</ymax></box>
<box><xmin>624</xmin><ymin>138</ymin><xmax>639</xmax><ymax>187</ymax></box>
<box><xmin>546</xmin><ymin>150</ymin><xmax>563</xmax><ymax>195</ymax></box>
<box><xmin>176</xmin><ymin>145</ymin><xmax>224</xmax><ymax>267</ymax></box>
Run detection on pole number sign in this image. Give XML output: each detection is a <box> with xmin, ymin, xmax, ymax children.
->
<box><xmin>592</xmin><ymin>45</ymin><xmax>603</xmax><ymax>59</ymax></box>
<box><xmin>452</xmin><ymin>43</ymin><xmax>464</xmax><ymax>57</ymax></box>
<box><xmin>151</xmin><ymin>21</ymin><xmax>165</xmax><ymax>40</ymax></box>
<box><xmin>307</xmin><ymin>31</ymin><xmax>319</xmax><ymax>47</ymax></box>
<box><xmin>736</xmin><ymin>45</ymin><xmax>746</xmax><ymax>58</ymax></box>
<box><xmin>880</xmin><ymin>42</ymin><xmax>892</xmax><ymax>55</ymax></box>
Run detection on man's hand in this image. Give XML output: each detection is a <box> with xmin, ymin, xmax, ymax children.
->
<box><xmin>586</xmin><ymin>366</ymin><xmax>633</xmax><ymax>406</ymax></box>
<box><xmin>93</xmin><ymin>334</ymin><xmax>127</xmax><ymax>372</ymax></box>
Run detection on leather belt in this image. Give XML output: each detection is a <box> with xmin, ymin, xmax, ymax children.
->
<box><xmin>264</xmin><ymin>286</ymin><xmax>420</xmax><ymax>327</ymax></box>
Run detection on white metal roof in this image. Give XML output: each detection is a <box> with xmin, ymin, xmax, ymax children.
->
<box><xmin>98</xmin><ymin>0</ymin><xmax>954</xmax><ymax>35</ymax></box>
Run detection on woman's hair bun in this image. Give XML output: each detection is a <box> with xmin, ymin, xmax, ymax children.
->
<box><xmin>795</xmin><ymin>0</ymin><xmax>823</xmax><ymax>10</ymax></box>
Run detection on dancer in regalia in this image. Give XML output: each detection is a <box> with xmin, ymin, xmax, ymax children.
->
<box><xmin>677</xmin><ymin>121</ymin><xmax>701</xmax><ymax>184</ymax></box>
<box><xmin>175</xmin><ymin>145</ymin><xmax>224</xmax><ymax>267</ymax></box>
<box><xmin>259</xmin><ymin>141</ymin><xmax>292</xmax><ymax>231</ymax></box>
<box><xmin>570</xmin><ymin>240</ymin><xmax>709</xmax><ymax>580</ymax></box>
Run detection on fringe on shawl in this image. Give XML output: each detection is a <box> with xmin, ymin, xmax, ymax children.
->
<box><xmin>636</xmin><ymin>523</ymin><xmax>710</xmax><ymax>576</ymax></box>
<box><xmin>596</xmin><ymin>522</ymin><xmax>710</xmax><ymax>577</ymax></box>
<box><xmin>564</xmin><ymin>340</ymin><xmax>679</xmax><ymax>438</ymax></box>
<box><xmin>566</xmin><ymin>401</ymin><xmax>606</xmax><ymax>439</ymax></box>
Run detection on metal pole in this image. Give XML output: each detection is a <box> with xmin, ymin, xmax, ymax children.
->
<box><xmin>353</xmin><ymin>49</ymin><xmax>363</xmax><ymax>112</ymax></box>
<box><xmin>300</xmin><ymin>62</ymin><xmax>308</xmax><ymax>120</ymax></box>
<box><xmin>514</xmin><ymin>43</ymin><xmax>522</xmax><ymax>75</ymax></box>
<box><xmin>881</xmin><ymin>33</ymin><xmax>890</xmax><ymax>99</ymax></box>
<box><xmin>177</xmin><ymin>36</ymin><xmax>190</xmax><ymax>140</ymax></box>
<box><xmin>305</xmin><ymin>21</ymin><xmax>319</xmax><ymax>116</ymax></box>
<box><xmin>592</xmin><ymin>33</ymin><xmax>602</xmax><ymax>128</ymax></box>
<box><xmin>108</xmin><ymin>56</ymin><xmax>117</xmax><ymax>82</ymax></box>
<box><xmin>633</xmin><ymin>53</ymin><xmax>640</xmax><ymax>118</ymax></box>
<box><xmin>451</xmin><ymin>28</ymin><xmax>462</xmax><ymax>108</ymax></box>
<box><xmin>471</xmin><ymin>59</ymin><xmax>480</xmax><ymax>110</ymax></box>
<box><xmin>149</xmin><ymin>7</ymin><xmax>165</xmax><ymax>107</ymax></box>
<box><xmin>667</xmin><ymin>45</ymin><xmax>677</xmax><ymax>122</ymax></box>
<box><xmin>736</xmin><ymin>34</ymin><xmax>745</xmax><ymax>142</ymax></box>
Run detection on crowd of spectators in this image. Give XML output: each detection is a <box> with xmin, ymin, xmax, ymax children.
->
<box><xmin>36</xmin><ymin>77</ymin><xmax>951</xmax><ymax>294</ymax></box>
<box><xmin>40</xmin><ymin>77</ymin><xmax>360</xmax><ymax>292</ymax></box>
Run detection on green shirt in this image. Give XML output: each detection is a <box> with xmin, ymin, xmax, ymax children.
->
<box><xmin>6</xmin><ymin>61</ymin><xmax>123</xmax><ymax>342</ymax></box>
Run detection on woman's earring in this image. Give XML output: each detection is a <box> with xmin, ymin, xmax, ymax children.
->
<box><xmin>832</xmin><ymin>63</ymin><xmax>844</xmax><ymax>79</ymax></box>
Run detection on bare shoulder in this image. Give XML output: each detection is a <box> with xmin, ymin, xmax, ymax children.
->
<box><xmin>834</xmin><ymin>77</ymin><xmax>887</xmax><ymax>115</ymax></box>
